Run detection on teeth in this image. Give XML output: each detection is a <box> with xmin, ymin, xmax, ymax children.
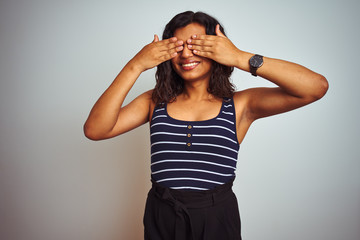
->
<box><xmin>182</xmin><ymin>62</ymin><xmax>199</xmax><ymax>67</ymax></box>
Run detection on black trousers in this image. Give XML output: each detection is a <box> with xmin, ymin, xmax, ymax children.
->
<box><xmin>143</xmin><ymin>179</ymin><xmax>242</xmax><ymax>240</ymax></box>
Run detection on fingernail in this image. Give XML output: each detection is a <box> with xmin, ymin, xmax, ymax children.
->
<box><xmin>188</xmin><ymin>45</ymin><xmax>192</xmax><ymax>48</ymax></box>
<box><xmin>187</xmin><ymin>39</ymin><xmax>192</xmax><ymax>43</ymax></box>
<box><xmin>192</xmin><ymin>35</ymin><xmax>197</xmax><ymax>38</ymax></box>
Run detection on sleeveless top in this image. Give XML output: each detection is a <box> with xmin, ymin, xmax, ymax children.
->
<box><xmin>150</xmin><ymin>98</ymin><xmax>240</xmax><ymax>190</ymax></box>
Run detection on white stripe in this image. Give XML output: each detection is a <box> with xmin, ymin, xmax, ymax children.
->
<box><xmin>151</xmin><ymin>150</ymin><xmax>237</xmax><ymax>161</ymax></box>
<box><xmin>224</xmin><ymin>104</ymin><xmax>232</xmax><ymax>108</ymax></box>
<box><xmin>152</xmin><ymin>115</ymin><xmax>167</xmax><ymax>121</ymax></box>
<box><xmin>171</xmin><ymin>186</ymin><xmax>209</xmax><ymax>190</ymax></box>
<box><xmin>152</xmin><ymin>168</ymin><xmax>234</xmax><ymax>176</ymax></box>
<box><xmin>150</xmin><ymin>132</ymin><xmax>186</xmax><ymax>137</ymax></box>
<box><xmin>193</xmin><ymin>125</ymin><xmax>235</xmax><ymax>134</ymax></box>
<box><xmin>216</xmin><ymin>118</ymin><xmax>234</xmax><ymax>125</ymax></box>
<box><xmin>151</xmin><ymin>159</ymin><xmax>236</xmax><ymax>170</ymax></box>
<box><xmin>222</xmin><ymin>111</ymin><xmax>233</xmax><ymax>115</ymax></box>
<box><xmin>192</xmin><ymin>142</ymin><xmax>238</xmax><ymax>153</ymax></box>
<box><xmin>151</xmin><ymin>141</ymin><xmax>185</xmax><ymax>147</ymax></box>
<box><xmin>192</xmin><ymin>134</ymin><xmax>238</xmax><ymax>144</ymax></box>
<box><xmin>157</xmin><ymin>177</ymin><xmax>223</xmax><ymax>185</ymax></box>
<box><xmin>151</xmin><ymin>122</ymin><xmax>187</xmax><ymax>128</ymax></box>
<box><xmin>155</xmin><ymin>108</ymin><xmax>165</xmax><ymax>112</ymax></box>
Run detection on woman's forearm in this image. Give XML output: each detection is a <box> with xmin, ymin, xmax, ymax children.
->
<box><xmin>235</xmin><ymin>51</ymin><xmax>328</xmax><ymax>101</ymax></box>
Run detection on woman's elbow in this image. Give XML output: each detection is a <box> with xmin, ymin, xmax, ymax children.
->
<box><xmin>311</xmin><ymin>74</ymin><xmax>329</xmax><ymax>101</ymax></box>
<box><xmin>83</xmin><ymin>123</ymin><xmax>103</xmax><ymax>141</ymax></box>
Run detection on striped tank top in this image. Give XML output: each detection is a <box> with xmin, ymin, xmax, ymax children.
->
<box><xmin>150</xmin><ymin>98</ymin><xmax>240</xmax><ymax>191</ymax></box>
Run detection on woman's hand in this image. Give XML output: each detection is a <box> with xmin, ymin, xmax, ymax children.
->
<box><xmin>187</xmin><ymin>24</ymin><xmax>241</xmax><ymax>67</ymax></box>
<box><xmin>132</xmin><ymin>35</ymin><xmax>184</xmax><ymax>72</ymax></box>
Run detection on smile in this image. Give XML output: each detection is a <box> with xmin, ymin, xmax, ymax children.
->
<box><xmin>181</xmin><ymin>61</ymin><xmax>200</xmax><ymax>70</ymax></box>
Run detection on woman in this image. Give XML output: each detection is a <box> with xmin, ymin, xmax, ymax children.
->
<box><xmin>84</xmin><ymin>11</ymin><xmax>328</xmax><ymax>240</ymax></box>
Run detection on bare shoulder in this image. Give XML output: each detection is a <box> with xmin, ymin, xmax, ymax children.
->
<box><xmin>138</xmin><ymin>89</ymin><xmax>153</xmax><ymax>99</ymax></box>
<box><xmin>119</xmin><ymin>89</ymin><xmax>154</xmax><ymax>125</ymax></box>
<box><xmin>132</xmin><ymin>89</ymin><xmax>154</xmax><ymax>106</ymax></box>
<box><xmin>138</xmin><ymin>89</ymin><xmax>156</xmax><ymax>122</ymax></box>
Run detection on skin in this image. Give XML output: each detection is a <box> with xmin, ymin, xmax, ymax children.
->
<box><xmin>83</xmin><ymin>23</ymin><xmax>329</xmax><ymax>145</ymax></box>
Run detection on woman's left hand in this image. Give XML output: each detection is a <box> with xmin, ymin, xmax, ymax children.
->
<box><xmin>187</xmin><ymin>24</ymin><xmax>241</xmax><ymax>67</ymax></box>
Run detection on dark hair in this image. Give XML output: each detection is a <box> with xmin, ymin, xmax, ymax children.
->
<box><xmin>152</xmin><ymin>11</ymin><xmax>235</xmax><ymax>105</ymax></box>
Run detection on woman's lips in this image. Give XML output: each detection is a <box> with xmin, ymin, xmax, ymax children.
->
<box><xmin>181</xmin><ymin>61</ymin><xmax>200</xmax><ymax>71</ymax></box>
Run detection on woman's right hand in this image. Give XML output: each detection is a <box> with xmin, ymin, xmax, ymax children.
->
<box><xmin>131</xmin><ymin>35</ymin><xmax>184</xmax><ymax>72</ymax></box>
<box><xmin>84</xmin><ymin>35</ymin><xmax>184</xmax><ymax>140</ymax></box>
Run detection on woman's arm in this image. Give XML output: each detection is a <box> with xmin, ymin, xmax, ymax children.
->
<box><xmin>84</xmin><ymin>35</ymin><xmax>184</xmax><ymax>140</ymax></box>
<box><xmin>234</xmin><ymin>53</ymin><xmax>329</xmax><ymax>120</ymax></box>
<box><xmin>188</xmin><ymin>24</ymin><xmax>328</xmax><ymax>121</ymax></box>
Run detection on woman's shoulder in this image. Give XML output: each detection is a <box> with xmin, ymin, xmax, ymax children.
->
<box><xmin>142</xmin><ymin>89</ymin><xmax>159</xmax><ymax>122</ymax></box>
<box><xmin>134</xmin><ymin>89</ymin><xmax>155</xmax><ymax>108</ymax></box>
<box><xmin>142</xmin><ymin>89</ymin><xmax>154</xmax><ymax>98</ymax></box>
<box><xmin>136</xmin><ymin>89</ymin><xmax>155</xmax><ymax>102</ymax></box>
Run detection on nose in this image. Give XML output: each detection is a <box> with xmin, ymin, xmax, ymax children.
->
<box><xmin>180</xmin><ymin>43</ymin><xmax>193</xmax><ymax>58</ymax></box>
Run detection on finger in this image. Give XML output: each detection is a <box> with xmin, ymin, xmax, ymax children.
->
<box><xmin>192</xmin><ymin>49</ymin><xmax>211</xmax><ymax>58</ymax></box>
<box><xmin>169</xmin><ymin>43</ymin><xmax>185</xmax><ymax>55</ymax></box>
<box><xmin>191</xmin><ymin>34</ymin><xmax>217</xmax><ymax>41</ymax></box>
<box><xmin>156</xmin><ymin>38</ymin><xmax>181</xmax><ymax>50</ymax></box>
<box><xmin>188</xmin><ymin>44</ymin><xmax>212</xmax><ymax>53</ymax></box>
<box><xmin>168</xmin><ymin>47</ymin><xmax>181</xmax><ymax>55</ymax></box>
<box><xmin>153</xmin><ymin>37</ymin><xmax>176</xmax><ymax>47</ymax></box>
<box><xmin>175</xmin><ymin>45</ymin><xmax>184</xmax><ymax>52</ymax></box>
<box><xmin>158</xmin><ymin>40</ymin><xmax>183</xmax><ymax>52</ymax></box>
<box><xmin>168</xmin><ymin>40</ymin><xmax>184</xmax><ymax>48</ymax></box>
<box><xmin>187</xmin><ymin>38</ymin><xmax>213</xmax><ymax>47</ymax></box>
<box><xmin>167</xmin><ymin>45</ymin><xmax>183</xmax><ymax>53</ymax></box>
<box><xmin>165</xmin><ymin>37</ymin><xmax>178</xmax><ymax>44</ymax></box>
<box><xmin>153</xmin><ymin>34</ymin><xmax>159</xmax><ymax>43</ymax></box>
<box><xmin>215</xmin><ymin>24</ymin><xmax>226</xmax><ymax>37</ymax></box>
<box><xmin>156</xmin><ymin>42</ymin><xmax>183</xmax><ymax>59</ymax></box>
<box><xmin>159</xmin><ymin>51</ymin><xmax>178</xmax><ymax>62</ymax></box>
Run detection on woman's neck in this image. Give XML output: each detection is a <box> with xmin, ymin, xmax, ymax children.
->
<box><xmin>181</xmin><ymin>80</ymin><xmax>213</xmax><ymax>101</ymax></box>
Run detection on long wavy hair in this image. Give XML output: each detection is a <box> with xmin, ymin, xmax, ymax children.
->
<box><xmin>152</xmin><ymin>11</ymin><xmax>235</xmax><ymax>105</ymax></box>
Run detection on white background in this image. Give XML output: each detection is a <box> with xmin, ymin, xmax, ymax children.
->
<box><xmin>1</xmin><ymin>0</ymin><xmax>359</xmax><ymax>239</ymax></box>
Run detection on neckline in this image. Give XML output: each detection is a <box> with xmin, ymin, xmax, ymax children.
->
<box><xmin>165</xmin><ymin>98</ymin><xmax>226</xmax><ymax>123</ymax></box>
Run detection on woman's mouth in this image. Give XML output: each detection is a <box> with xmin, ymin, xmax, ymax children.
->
<box><xmin>181</xmin><ymin>61</ymin><xmax>200</xmax><ymax>71</ymax></box>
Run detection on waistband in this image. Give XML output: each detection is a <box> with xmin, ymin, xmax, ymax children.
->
<box><xmin>150</xmin><ymin>178</ymin><xmax>235</xmax><ymax>209</ymax></box>
<box><xmin>148</xmin><ymin>178</ymin><xmax>235</xmax><ymax>240</ymax></box>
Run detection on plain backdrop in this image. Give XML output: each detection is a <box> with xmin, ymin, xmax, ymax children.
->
<box><xmin>1</xmin><ymin>0</ymin><xmax>359</xmax><ymax>239</ymax></box>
